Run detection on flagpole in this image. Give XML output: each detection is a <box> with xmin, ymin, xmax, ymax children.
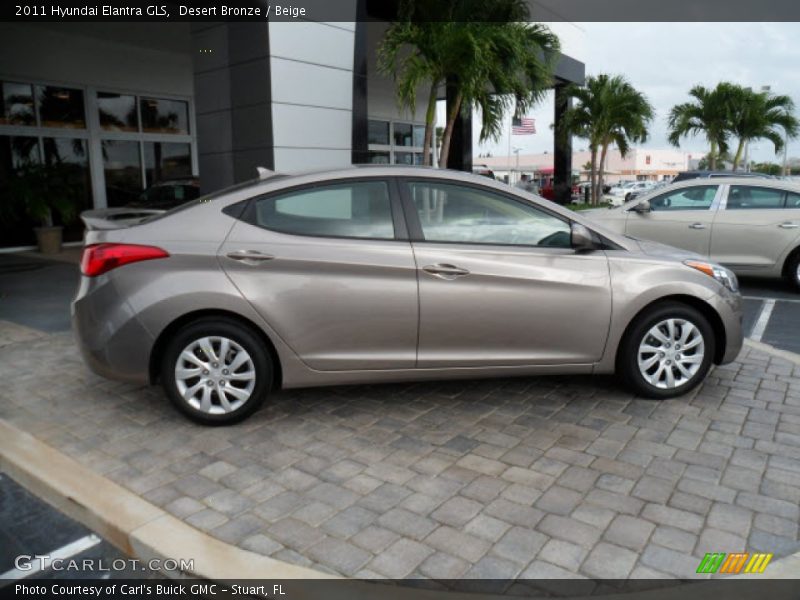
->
<box><xmin>507</xmin><ymin>116</ymin><xmax>513</xmax><ymax>185</ymax></box>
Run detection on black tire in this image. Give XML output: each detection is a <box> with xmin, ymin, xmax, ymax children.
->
<box><xmin>785</xmin><ymin>251</ymin><xmax>800</xmax><ymax>292</ymax></box>
<box><xmin>161</xmin><ymin>317</ymin><xmax>272</xmax><ymax>425</ymax></box>
<box><xmin>617</xmin><ymin>302</ymin><xmax>715</xmax><ymax>399</ymax></box>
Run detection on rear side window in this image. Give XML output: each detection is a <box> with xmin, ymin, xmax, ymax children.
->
<box><xmin>787</xmin><ymin>192</ymin><xmax>800</xmax><ymax>208</ymax></box>
<box><xmin>252</xmin><ymin>181</ymin><xmax>395</xmax><ymax>240</ymax></box>
<box><xmin>726</xmin><ymin>186</ymin><xmax>786</xmax><ymax>209</ymax></box>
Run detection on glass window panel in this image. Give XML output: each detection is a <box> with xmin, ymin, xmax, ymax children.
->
<box><xmin>394</xmin><ymin>151</ymin><xmax>413</xmax><ymax>165</ymax></box>
<box><xmin>143</xmin><ymin>142</ymin><xmax>192</xmax><ymax>187</ymax></box>
<box><xmin>36</xmin><ymin>86</ymin><xmax>85</xmax><ymax>129</ymax></box>
<box><xmin>254</xmin><ymin>181</ymin><xmax>394</xmax><ymax>240</ymax></box>
<box><xmin>393</xmin><ymin>123</ymin><xmax>412</xmax><ymax>147</ymax></box>
<box><xmin>97</xmin><ymin>92</ymin><xmax>138</xmax><ymax>132</ymax></box>
<box><xmin>650</xmin><ymin>185</ymin><xmax>717</xmax><ymax>211</ymax></box>
<box><xmin>787</xmin><ymin>193</ymin><xmax>800</xmax><ymax>208</ymax></box>
<box><xmin>140</xmin><ymin>97</ymin><xmax>189</xmax><ymax>134</ymax></box>
<box><xmin>726</xmin><ymin>186</ymin><xmax>786</xmax><ymax>210</ymax></box>
<box><xmin>102</xmin><ymin>140</ymin><xmax>142</xmax><ymax>207</ymax></box>
<box><xmin>367</xmin><ymin>151</ymin><xmax>390</xmax><ymax>164</ymax></box>
<box><xmin>413</xmin><ymin>125</ymin><xmax>425</xmax><ymax>147</ymax></box>
<box><xmin>368</xmin><ymin>120</ymin><xmax>389</xmax><ymax>145</ymax></box>
<box><xmin>409</xmin><ymin>181</ymin><xmax>571</xmax><ymax>247</ymax></box>
<box><xmin>42</xmin><ymin>137</ymin><xmax>92</xmax><ymax>242</ymax></box>
<box><xmin>0</xmin><ymin>135</ymin><xmax>41</xmax><ymax>247</ymax></box>
<box><xmin>1</xmin><ymin>82</ymin><xmax>35</xmax><ymax>126</ymax></box>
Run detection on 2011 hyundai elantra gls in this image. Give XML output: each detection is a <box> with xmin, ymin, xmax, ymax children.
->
<box><xmin>73</xmin><ymin>166</ymin><xmax>743</xmax><ymax>425</ymax></box>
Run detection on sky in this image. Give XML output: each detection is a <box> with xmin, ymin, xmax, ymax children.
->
<box><xmin>457</xmin><ymin>22</ymin><xmax>800</xmax><ymax>164</ymax></box>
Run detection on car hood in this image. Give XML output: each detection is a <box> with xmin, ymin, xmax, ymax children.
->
<box><xmin>633</xmin><ymin>237</ymin><xmax>704</xmax><ymax>262</ymax></box>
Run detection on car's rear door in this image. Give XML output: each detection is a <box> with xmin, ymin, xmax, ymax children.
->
<box><xmin>219</xmin><ymin>178</ymin><xmax>418</xmax><ymax>371</ymax></box>
<box><xmin>625</xmin><ymin>184</ymin><xmax>721</xmax><ymax>256</ymax></box>
<box><xmin>400</xmin><ymin>178</ymin><xmax>611</xmax><ymax>367</ymax></box>
<box><xmin>710</xmin><ymin>184</ymin><xmax>800</xmax><ymax>270</ymax></box>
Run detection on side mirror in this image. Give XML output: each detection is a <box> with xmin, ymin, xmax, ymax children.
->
<box><xmin>571</xmin><ymin>223</ymin><xmax>597</xmax><ymax>252</ymax></box>
<box><xmin>633</xmin><ymin>199</ymin><xmax>651</xmax><ymax>213</ymax></box>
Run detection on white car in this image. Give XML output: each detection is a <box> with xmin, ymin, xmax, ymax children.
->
<box><xmin>606</xmin><ymin>181</ymin><xmax>657</xmax><ymax>206</ymax></box>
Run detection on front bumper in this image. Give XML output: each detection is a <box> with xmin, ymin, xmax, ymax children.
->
<box><xmin>71</xmin><ymin>274</ymin><xmax>154</xmax><ymax>385</ymax></box>
<box><xmin>708</xmin><ymin>289</ymin><xmax>744</xmax><ymax>364</ymax></box>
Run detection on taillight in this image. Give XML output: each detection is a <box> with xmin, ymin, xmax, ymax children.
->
<box><xmin>80</xmin><ymin>243</ymin><xmax>169</xmax><ymax>277</ymax></box>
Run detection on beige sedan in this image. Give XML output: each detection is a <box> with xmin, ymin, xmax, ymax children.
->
<box><xmin>587</xmin><ymin>177</ymin><xmax>800</xmax><ymax>290</ymax></box>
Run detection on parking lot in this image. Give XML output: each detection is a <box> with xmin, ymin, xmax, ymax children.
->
<box><xmin>1</xmin><ymin>253</ymin><xmax>800</xmax><ymax>580</ymax></box>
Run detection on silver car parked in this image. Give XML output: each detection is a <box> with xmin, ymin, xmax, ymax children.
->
<box><xmin>587</xmin><ymin>177</ymin><xmax>800</xmax><ymax>290</ymax></box>
<box><xmin>73</xmin><ymin>166</ymin><xmax>743</xmax><ymax>424</ymax></box>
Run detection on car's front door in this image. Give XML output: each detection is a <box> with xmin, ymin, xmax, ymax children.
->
<box><xmin>625</xmin><ymin>184</ymin><xmax>721</xmax><ymax>256</ymax></box>
<box><xmin>710</xmin><ymin>184</ymin><xmax>800</xmax><ymax>271</ymax></box>
<box><xmin>401</xmin><ymin>179</ymin><xmax>612</xmax><ymax>368</ymax></box>
<box><xmin>219</xmin><ymin>179</ymin><xmax>418</xmax><ymax>371</ymax></box>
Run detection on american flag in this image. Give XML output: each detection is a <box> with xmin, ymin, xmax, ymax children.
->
<box><xmin>512</xmin><ymin>117</ymin><xmax>536</xmax><ymax>135</ymax></box>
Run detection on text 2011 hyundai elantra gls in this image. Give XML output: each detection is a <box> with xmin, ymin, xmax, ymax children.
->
<box><xmin>72</xmin><ymin>166</ymin><xmax>743</xmax><ymax>424</ymax></box>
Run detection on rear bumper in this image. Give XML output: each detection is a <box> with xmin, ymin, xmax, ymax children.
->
<box><xmin>71</xmin><ymin>274</ymin><xmax>154</xmax><ymax>385</ymax></box>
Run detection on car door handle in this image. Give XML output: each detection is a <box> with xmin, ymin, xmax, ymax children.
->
<box><xmin>779</xmin><ymin>222</ymin><xmax>799</xmax><ymax>229</ymax></box>
<box><xmin>689</xmin><ymin>223</ymin><xmax>706</xmax><ymax>230</ymax></box>
<box><xmin>225</xmin><ymin>250</ymin><xmax>275</xmax><ymax>262</ymax></box>
<box><xmin>422</xmin><ymin>264</ymin><xmax>470</xmax><ymax>279</ymax></box>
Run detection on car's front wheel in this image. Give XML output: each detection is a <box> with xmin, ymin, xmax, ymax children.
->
<box><xmin>161</xmin><ymin>317</ymin><xmax>272</xmax><ymax>425</ymax></box>
<box><xmin>618</xmin><ymin>302</ymin><xmax>715</xmax><ymax>399</ymax></box>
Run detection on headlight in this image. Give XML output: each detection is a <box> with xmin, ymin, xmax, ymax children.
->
<box><xmin>684</xmin><ymin>260</ymin><xmax>739</xmax><ymax>293</ymax></box>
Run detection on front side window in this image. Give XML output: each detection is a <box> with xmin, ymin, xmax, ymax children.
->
<box><xmin>726</xmin><ymin>185</ymin><xmax>786</xmax><ymax>210</ymax></box>
<box><xmin>649</xmin><ymin>185</ymin><xmax>717</xmax><ymax>211</ymax></box>
<box><xmin>409</xmin><ymin>181</ymin><xmax>571</xmax><ymax>247</ymax></box>
<box><xmin>786</xmin><ymin>192</ymin><xmax>800</xmax><ymax>209</ymax></box>
<box><xmin>254</xmin><ymin>181</ymin><xmax>394</xmax><ymax>240</ymax></box>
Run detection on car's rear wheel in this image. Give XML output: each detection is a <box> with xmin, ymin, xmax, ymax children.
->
<box><xmin>786</xmin><ymin>251</ymin><xmax>800</xmax><ymax>292</ymax></box>
<box><xmin>618</xmin><ymin>302</ymin><xmax>715</xmax><ymax>399</ymax></box>
<box><xmin>161</xmin><ymin>318</ymin><xmax>271</xmax><ymax>425</ymax></box>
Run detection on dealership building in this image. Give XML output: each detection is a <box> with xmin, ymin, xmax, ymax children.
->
<box><xmin>0</xmin><ymin>7</ymin><xmax>585</xmax><ymax>249</ymax></box>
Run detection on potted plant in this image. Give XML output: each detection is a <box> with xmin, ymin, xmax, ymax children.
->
<box><xmin>4</xmin><ymin>163</ymin><xmax>80</xmax><ymax>254</ymax></box>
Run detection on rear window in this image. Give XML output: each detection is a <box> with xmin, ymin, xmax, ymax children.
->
<box><xmin>251</xmin><ymin>181</ymin><xmax>395</xmax><ymax>240</ymax></box>
<box><xmin>726</xmin><ymin>186</ymin><xmax>786</xmax><ymax>210</ymax></box>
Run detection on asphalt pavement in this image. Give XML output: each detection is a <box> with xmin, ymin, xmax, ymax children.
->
<box><xmin>0</xmin><ymin>473</ymin><xmax>151</xmax><ymax>582</ymax></box>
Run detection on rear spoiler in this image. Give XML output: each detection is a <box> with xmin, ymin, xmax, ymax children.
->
<box><xmin>80</xmin><ymin>208</ymin><xmax>164</xmax><ymax>231</ymax></box>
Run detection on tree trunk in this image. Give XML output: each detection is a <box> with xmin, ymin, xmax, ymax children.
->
<box><xmin>589</xmin><ymin>146</ymin><xmax>598</xmax><ymax>205</ymax></box>
<box><xmin>598</xmin><ymin>143</ymin><xmax>609</xmax><ymax>205</ymax></box>
<box><xmin>438</xmin><ymin>92</ymin><xmax>462</xmax><ymax>169</ymax></box>
<box><xmin>709</xmin><ymin>141</ymin><xmax>717</xmax><ymax>170</ymax></box>
<box><xmin>732</xmin><ymin>139</ymin><xmax>746</xmax><ymax>171</ymax></box>
<box><xmin>422</xmin><ymin>82</ymin><xmax>439</xmax><ymax>167</ymax></box>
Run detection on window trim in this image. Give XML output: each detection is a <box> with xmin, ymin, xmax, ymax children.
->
<box><xmin>237</xmin><ymin>177</ymin><xmax>409</xmax><ymax>242</ymax></box>
<box><xmin>397</xmin><ymin>177</ymin><xmax>576</xmax><ymax>250</ymax></box>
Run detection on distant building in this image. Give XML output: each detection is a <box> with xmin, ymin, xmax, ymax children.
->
<box><xmin>481</xmin><ymin>148</ymin><xmax>693</xmax><ymax>185</ymax></box>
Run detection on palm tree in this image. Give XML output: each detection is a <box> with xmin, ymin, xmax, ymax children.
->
<box><xmin>667</xmin><ymin>83</ymin><xmax>738</xmax><ymax>171</ymax></box>
<box><xmin>378</xmin><ymin>0</ymin><xmax>558</xmax><ymax>168</ymax></box>
<box><xmin>558</xmin><ymin>74</ymin><xmax>654</xmax><ymax>204</ymax></box>
<box><xmin>727</xmin><ymin>87</ymin><xmax>799</xmax><ymax>171</ymax></box>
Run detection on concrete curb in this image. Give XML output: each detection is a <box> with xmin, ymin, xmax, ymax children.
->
<box><xmin>0</xmin><ymin>419</ymin><xmax>332</xmax><ymax>581</ymax></box>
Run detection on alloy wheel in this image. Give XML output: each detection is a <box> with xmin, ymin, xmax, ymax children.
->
<box><xmin>637</xmin><ymin>318</ymin><xmax>705</xmax><ymax>390</ymax></box>
<box><xmin>174</xmin><ymin>336</ymin><xmax>256</xmax><ymax>415</ymax></box>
